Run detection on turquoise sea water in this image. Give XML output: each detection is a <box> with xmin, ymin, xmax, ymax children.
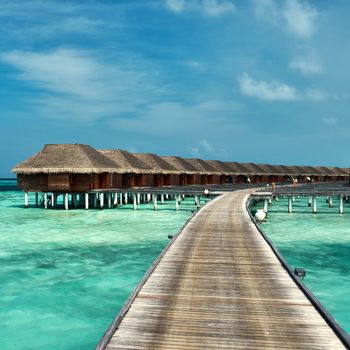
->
<box><xmin>252</xmin><ymin>196</ymin><xmax>350</xmax><ymax>335</ymax></box>
<box><xmin>0</xmin><ymin>180</ymin><xmax>200</xmax><ymax>349</ymax></box>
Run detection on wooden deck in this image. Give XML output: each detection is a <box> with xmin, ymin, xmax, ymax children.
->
<box><xmin>99</xmin><ymin>189</ymin><xmax>347</xmax><ymax>349</ymax></box>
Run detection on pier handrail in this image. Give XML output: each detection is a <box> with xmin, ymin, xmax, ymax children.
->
<box><xmin>247</xmin><ymin>195</ymin><xmax>350</xmax><ymax>349</ymax></box>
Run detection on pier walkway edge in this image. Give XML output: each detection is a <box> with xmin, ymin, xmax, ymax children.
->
<box><xmin>96</xmin><ymin>189</ymin><xmax>349</xmax><ymax>349</ymax></box>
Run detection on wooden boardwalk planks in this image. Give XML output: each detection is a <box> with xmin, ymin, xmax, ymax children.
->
<box><xmin>102</xmin><ymin>190</ymin><xmax>346</xmax><ymax>350</ymax></box>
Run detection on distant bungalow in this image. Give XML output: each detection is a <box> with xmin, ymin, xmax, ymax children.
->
<box><xmin>12</xmin><ymin>143</ymin><xmax>349</xmax><ymax>209</ymax></box>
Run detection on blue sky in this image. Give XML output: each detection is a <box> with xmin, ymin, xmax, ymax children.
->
<box><xmin>0</xmin><ymin>0</ymin><xmax>349</xmax><ymax>177</ymax></box>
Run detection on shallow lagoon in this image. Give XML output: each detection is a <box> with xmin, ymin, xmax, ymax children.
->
<box><xmin>0</xmin><ymin>180</ymin><xmax>198</xmax><ymax>349</ymax></box>
<box><xmin>252</xmin><ymin>195</ymin><xmax>350</xmax><ymax>335</ymax></box>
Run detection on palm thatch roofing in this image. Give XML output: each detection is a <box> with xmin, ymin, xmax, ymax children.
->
<box><xmin>185</xmin><ymin>159</ymin><xmax>217</xmax><ymax>174</ymax></box>
<box><xmin>12</xmin><ymin>144</ymin><xmax>120</xmax><ymax>174</ymax></box>
<box><xmin>133</xmin><ymin>153</ymin><xmax>178</xmax><ymax>174</ymax></box>
<box><xmin>331</xmin><ymin>167</ymin><xmax>349</xmax><ymax>176</ymax></box>
<box><xmin>238</xmin><ymin>163</ymin><xmax>269</xmax><ymax>175</ymax></box>
<box><xmin>161</xmin><ymin>156</ymin><xmax>199</xmax><ymax>174</ymax></box>
<box><xmin>99</xmin><ymin>150</ymin><xmax>152</xmax><ymax>174</ymax></box>
<box><xmin>205</xmin><ymin>160</ymin><xmax>234</xmax><ymax>175</ymax></box>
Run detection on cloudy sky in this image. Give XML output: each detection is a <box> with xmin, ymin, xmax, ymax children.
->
<box><xmin>0</xmin><ymin>0</ymin><xmax>349</xmax><ymax>176</ymax></box>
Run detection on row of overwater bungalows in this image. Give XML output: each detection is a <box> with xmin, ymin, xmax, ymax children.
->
<box><xmin>13</xmin><ymin>144</ymin><xmax>349</xmax><ymax>193</ymax></box>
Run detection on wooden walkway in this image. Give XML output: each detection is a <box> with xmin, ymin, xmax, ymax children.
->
<box><xmin>99</xmin><ymin>189</ymin><xmax>346</xmax><ymax>349</ymax></box>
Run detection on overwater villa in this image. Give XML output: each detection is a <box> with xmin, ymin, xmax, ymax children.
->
<box><xmin>12</xmin><ymin>143</ymin><xmax>349</xmax><ymax>209</ymax></box>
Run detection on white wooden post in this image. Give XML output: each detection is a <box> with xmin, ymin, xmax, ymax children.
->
<box><xmin>147</xmin><ymin>193</ymin><xmax>151</xmax><ymax>203</ymax></box>
<box><xmin>133</xmin><ymin>194</ymin><xmax>137</xmax><ymax>210</ymax></box>
<box><xmin>175</xmin><ymin>195</ymin><xmax>179</xmax><ymax>211</ymax></box>
<box><xmin>85</xmin><ymin>193</ymin><xmax>89</xmax><ymax>210</ymax></box>
<box><xmin>340</xmin><ymin>195</ymin><xmax>344</xmax><ymax>214</ymax></box>
<box><xmin>24</xmin><ymin>191</ymin><xmax>29</xmax><ymax>208</ymax></box>
<box><xmin>292</xmin><ymin>195</ymin><xmax>295</xmax><ymax>203</ymax></box>
<box><xmin>161</xmin><ymin>194</ymin><xmax>164</xmax><ymax>204</ymax></box>
<box><xmin>64</xmin><ymin>193</ymin><xmax>69</xmax><ymax>210</ymax></box>
<box><xmin>313</xmin><ymin>196</ymin><xmax>317</xmax><ymax>213</ymax></box>
<box><xmin>124</xmin><ymin>193</ymin><xmax>128</xmax><ymax>204</ymax></box>
<box><xmin>263</xmin><ymin>199</ymin><xmax>268</xmax><ymax>213</ymax></box>
<box><xmin>137</xmin><ymin>193</ymin><xmax>141</xmax><ymax>205</ymax></box>
<box><xmin>153</xmin><ymin>194</ymin><xmax>158</xmax><ymax>210</ymax></box>
<box><xmin>113</xmin><ymin>192</ymin><xmax>118</xmax><ymax>207</ymax></box>
<box><xmin>119</xmin><ymin>193</ymin><xmax>123</xmax><ymax>205</ymax></box>
<box><xmin>329</xmin><ymin>196</ymin><xmax>333</xmax><ymax>208</ymax></box>
<box><xmin>288</xmin><ymin>197</ymin><xmax>292</xmax><ymax>213</ymax></box>
<box><xmin>308</xmin><ymin>196</ymin><xmax>312</xmax><ymax>206</ymax></box>
<box><xmin>51</xmin><ymin>193</ymin><xmax>55</xmax><ymax>208</ymax></box>
<box><xmin>108</xmin><ymin>193</ymin><xmax>112</xmax><ymax>208</ymax></box>
<box><xmin>100</xmin><ymin>193</ymin><xmax>104</xmax><ymax>209</ymax></box>
<box><xmin>44</xmin><ymin>193</ymin><xmax>48</xmax><ymax>209</ymax></box>
<box><xmin>268</xmin><ymin>197</ymin><xmax>272</xmax><ymax>205</ymax></box>
<box><xmin>197</xmin><ymin>195</ymin><xmax>200</xmax><ymax>208</ymax></box>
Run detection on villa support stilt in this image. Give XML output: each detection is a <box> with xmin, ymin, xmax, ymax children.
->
<box><xmin>64</xmin><ymin>193</ymin><xmax>69</xmax><ymax>210</ymax></box>
<box><xmin>340</xmin><ymin>195</ymin><xmax>344</xmax><ymax>214</ymax></box>
<box><xmin>85</xmin><ymin>193</ymin><xmax>89</xmax><ymax>210</ymax></box>
<box><xmin>288</xmin><ymin>197</ymin><xmax>292</xmax><ymax>213</ymax></box>
<box><xmin>24</xmin><ymin>191</ymin><xmax>28</xmax><ymax>208</ymax></box>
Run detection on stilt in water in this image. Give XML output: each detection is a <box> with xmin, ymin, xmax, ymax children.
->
<box><xmin>44</xmin><ymin>192</ymin><xmax>48</xmax><ymax>209</ymax></box>
<box><xmin>64</xmin><ymin>193</ymin><xmax>69</xmax><ymax>210</ymax></box>
<box><xmin>137</xmin><ymin>193</ymin><xmax>141</xmax><ymax>205</ymax></box>
<box><xmin>124</xmin><ymin>193</ymin><xmax>128</xmax><ymax>205</ymax></box>
<box><xmin>339</xmin><ymin>195</ymin><xmax>344</xmax><ymax>214</ymax></box>
<box><xmin>175</xmin><ymin>195</ymin><xmax>179</xmax><ymax>211</ymax></box>
<box><xmin>268</xmin><ymin>197</ymin><xmax>272</xmax><ymax>205</ymax></box>
<box><xmin>308</xmin><ymin>196</ymin><xmax>312</xmax><ymax>207</ymax></box>
<box><xmin>133</xmin><ymin>194</ymin><xmax>137</xmax><ymax>210</ymax></box>
<box><xmin>153</xmin><ymin>194</ymin><xmax>158</xmax><ymax>210</ymax></box>
<box><xmin>264</xmin><ymin>199</ymin><xmax>268</xmax><ymax>213</ymax></box>
<box><xmin>24</xmin><ymin>191</ymin><xmax>29</xmax><ymax>208</ymax></box>
<box><xmin>85</xmin><ymin>193</ymin><xmax>89</xmax><ymax>210</ymax></box>
<box><xmin>288</xmin><ymin>197</ymin><xmax>292</xmax><ymax>213</ymax></box>
<box><xmin>100</xmin><ymin>193</ymin><xmax>104</xmax><ymax>210</ymax></box>
<box><xmin>292</xmin><ymin>195</ymin><xmax>295</xmax><ymax>203</ymax></box>
<box><xmin>161</xmin><ymin>194</ymin><xmax>164</xmax><ymax>204</ymax></box>
<box><xmin>51</xmin><ymin>193</ymin><xmax>56</xmax><ymax>208</ymax></box>
<box><xmin>197</xmin><ymin>195</ymin><xmax>200</xmax><ymax>209</ymax></box>
<box><xmin>107</xmin><ymin>193</ymin><xmax>112</xmax><ymax>209</ymax></box>
<box><xmin>312</xmin><ymin>196</ymin><xmax>317</xmax><ymax>213</ymax></box>
<box><xmin>119</xmin><ymin>193</ymin><xmax>123</xmax><ymax>205</ymax></box>
<box><xmin>35</xmin><ymin>192</ymin><xmax>38</xmax><ymax>207</ymax></box>
<box><xmin>329</xmin><ymin>196</ymin><xmax>333</xmax><ymax>208</ymax></box>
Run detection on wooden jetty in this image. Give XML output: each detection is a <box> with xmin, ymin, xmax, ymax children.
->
<box><xmin>97</xmin><ymin>189</ymin><xmax>348</xmax><ymax>349</ymax></box>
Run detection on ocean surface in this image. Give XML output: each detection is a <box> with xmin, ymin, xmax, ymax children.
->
<box><xmin>0</xmin><ymin>179</ymin><xmax>200</xmax><ymax>349</ymax></box>
<box><xmin>252</xmin><ymin>196</ymin><xmax>350</xmax><ymax>335</ymax></box>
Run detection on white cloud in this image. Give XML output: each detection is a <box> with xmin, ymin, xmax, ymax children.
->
<box><xmin>322</xmin><ymin>116</ymin><xmax>338</xmax><ymax>124</ymax></box>
<box><xmin>283</xmin><ymin>0</ymin><xmax>318</xmax><ymax>38</ymax></box>
<box><xmin>238</xmin><ymin>72</ymin><xmax>298</xmax><ymax>101</ymax></box>
<box><xmin>201</xmin><ymin>139</ymin><xmax>214</xmax><ymax>152</ymax></box>
<box><xmin>305</xmin><ymin>88</ymin><xmax>327</xmax><ymax>101</ymax></box>
<box><xmin>253</xmin><ymin>0</ymin><xmax>319</xmax><ymax>39</ymax></box>
<box><xmin>165</xmin><ymin>0</ymin><xmax>186</xmax><ymax>13</ymax></box>
<box><xmin>0</xmin><ymin>49</ymin><xmax>163</xmax><ymax>121</ymax></box>
<box><xmin>165</xmin><ymin>0</ymin><xmax>236</xmax><ymax>17</ymax></box>
<box><xmin>109</xmin><ymin>99</ymin><xmax>243</xmax><ymax>136</ymax></box>
<box><xmin>289</xmin><ymin>54</ymin><xmax>323</xmax><ymax>75</ymax></box>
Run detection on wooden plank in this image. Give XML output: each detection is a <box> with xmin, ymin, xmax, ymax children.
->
<box><xmin>98</xmin><ymin>190</ymin><xmax>347</xmax><ymax>350</ymax></box>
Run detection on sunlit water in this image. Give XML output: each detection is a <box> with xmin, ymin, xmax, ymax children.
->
<box><xmin>252</xmin><ymin>196</ymin><xmax>350</xmax><ymax>335</ymax></box>
<box><xmin>0</xmin><ymin>180</ymin><xmax>202</xmax><ymax>349</ymax></box>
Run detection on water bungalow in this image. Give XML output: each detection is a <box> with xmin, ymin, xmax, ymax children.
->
<box><xmin>12</xmin><ymin>143</ymin><xmax>349</xmax><ymax>209</ymax></box>
<box><xmin>161</xmin><ymin>156</ymin><xmax>200</xmax><ymax>186</ymax></box>
<box><xmin>133</xmin><ymin>153</ymin><xmax>177</xmax><ymax>187</ymax></box>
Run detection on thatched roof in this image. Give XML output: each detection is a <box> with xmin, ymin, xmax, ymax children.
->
<box><xmin>12</xmin><ymin>144</ymin><xmax>120</xmax><ymax>174</ymax></box>
<box><xmin>133</xmin><ymin>153</ymin><xmax>178</xmax><ymax>174</ymax></box>
<box><xmin>205</xmin><ymin>160</ymin><xmax>233</xmax><ymax>175</ymax></box>
<box><xmin>99</xmin><ymin>150</ymin><xmax>152</xmax><ymax>174</ymax></box>
<box><xmin>185</xmin><ymin>159</ymin><xmax>217</xmax><ymax>174</ymax></box>
<box><xmin>331</xmin><ymin>167</ymin><xmax>349</xmax><ymax>176</ymax></box>
<box><xmin>161</xmin><ymin>156</ymin><xmax>199</xmax><ymax>174</ymax></box>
